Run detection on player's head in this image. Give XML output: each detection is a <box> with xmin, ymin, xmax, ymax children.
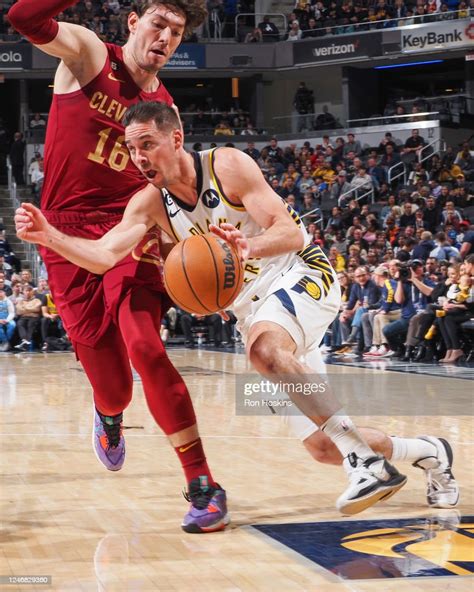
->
<box><xmin>126</xmin><ymin>1</ymin><xmax>207</xmax><ymax>72</ymax></box>
<box><xmin>124</xmin><ymin>101</ymin><xmax>183</xmax><ymax>186</ymax></box>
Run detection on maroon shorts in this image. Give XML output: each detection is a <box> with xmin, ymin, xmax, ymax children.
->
<box><xmin>40</xmin><ymin>210</ymin><xmax>168</xmax><ymax>348</ymax></box>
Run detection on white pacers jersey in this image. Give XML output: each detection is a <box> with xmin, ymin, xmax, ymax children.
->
<box><xmin>161</xmin><ymin>148</ymin><xmax>315</xmax><ymax>310</ymax></box>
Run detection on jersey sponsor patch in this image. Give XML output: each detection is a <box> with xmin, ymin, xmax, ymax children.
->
<box><xmin>202</xmin><ymin>189</ymin><xmax>220</xmax><ymax>209</ymax></box>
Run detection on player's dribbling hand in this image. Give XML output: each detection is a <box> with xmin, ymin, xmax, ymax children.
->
<box><xmin>15</xmin><ymin>202</ymin><xmax>50</xmax><ymax>246</ymax></box>
<box><xmin>209</xmin><ymin>223</ymin><xmax>251</xmax><ymax>261</ymax></box>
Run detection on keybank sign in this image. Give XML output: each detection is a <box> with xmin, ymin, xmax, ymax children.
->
<box><xmin>402</xmin><ymin>19</ymin><xmax>474</xmax><ymax>53</ymax></box>
<box><xmin>0</xmin><ymin>44</ymin><xmax>31</xmax><ymax>69</ymax></box>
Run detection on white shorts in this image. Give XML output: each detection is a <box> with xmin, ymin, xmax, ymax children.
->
<box><xmin>234</xmin><ymin>259</ymin><xmax>341</xmax><ymax>441</ymax></box>
<box><xmin>234</xmin><ymin>259</ymin><xmax>341</xmax><ymax>356</ymax></box>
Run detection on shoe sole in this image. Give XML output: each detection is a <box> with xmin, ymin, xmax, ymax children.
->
<box><xmin>419</xmin><ymin>436</ymin><xmax>459</xmax><ymax>508</ymax></box>
<box><xmin>338</xmin><ymin>474</ymin><xmax>407</xmax><ymax>516</ymax></box>
<box><xmin>181</xmin><ymin>513</ymin><xmax>231</xmax><ymax>534</ymax></box>
<box><xmin>91</xmin><ymin>404</ymin><xmax>124</xmax><ymax>472</ymax></box>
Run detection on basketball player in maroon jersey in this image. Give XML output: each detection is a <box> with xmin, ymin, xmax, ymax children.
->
<box><xmin>7</xmin><ymin>0</ymin><xmax>229</xmax><ymax>533</ymax></box>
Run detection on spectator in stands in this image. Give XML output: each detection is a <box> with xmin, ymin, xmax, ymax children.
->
<box><xmin>287</xmin><ymin>19</ymin><xmax>303</xmax><ymax>40</ymax></box>
<box><xmin>31</xmin><ymin>157</ymin><xmax>44</xmax><ymax>203</ymax></box>
<box><xmin>362</xmin><ymin>266</ymin><xmax>401</xmax><ymax>357</ymax></box>
<box><xmin>350</xmin><ymin>165</ymin><xmax>373</xmax><ymax>198</ymax></box>
<box><xmin>258</xmin><ymin>15</ymin><xmax>280</xmax><ymax>41</ymax></box>
<box><xmin>441</xmin><ymin>200</ymin><xmax>463</xmax><ymax>227</ymax></box>
<box><xmin>19</xmin><ymin>269</ymin><xmax>35</xmax><ymax>288</ymax></box>
<box><xmin>214</xmin><ymin>121</ymin><xmax>234</xmax><ymax>136</ymax></box>
<box><xmin>382</xmin><ymin>260</ymin><xmax>433</xmax><ymax>357</ymax></box>
<box><xmin>437</xmin><ymin>272</ymin><xmax>474</xmax><ymax>363</ymax></box>
<box><xmin>343</xmin><ymin>133</ymin><xmax>362</xmax><ymax>157</ymax></box>
<box><xmin>14</xmin><ymin>284</ymin><xmax>43</xmax><ymax>351</ymax></box>
<box><xmin>8</xmin><ymin>281</ymin><xmax>22</xmax><ymax>307</ymax></box>
<box><xmin>0</xmin><ymin>271</ymin><xmax>12</xmax><ymax>297</ymax></box>
<box><xmin>402</xmin><ymin>128</ymin><xmax>425</xmax><ymax>167</ymax></box>
<box><xmin>264</xmin><ymin>137</ymin><xmax>285</xmax><ymax>165</ymax></box>
<box><xmin>460</xmin><ymin>226</ymin><xmax>474</xmax><ymax>258</ymax></box>
<box><xmin>0</xmin><ymin>287</ymin><xmax>15</xmax><ymax>352</ymax></box>
<box><xmin>314</xmin><ymin>105</ymin><xmax>337</xmax><ymax>130</ymax></box>
<box><xmin>180</xmin><ymin>312</ymin><xmax>224</xmax><ymax>348</ymax></box>
<box><xmin>336</xmin><ymin>266</ymin><xmax>380</xmax><ymax>352</ymax></box>
<box><xmin>399</xmin><ymin>202</ymin><xmax>416</xmax><ymax>228</ymax></box>
<box><xmin>9</xmin><ymin>131</ymin><xmax>25</xmax><ymax>185</ymax></box>
<box><xmin>243</xmin><ymin>141</ymin><xmax>260</xmax><ymax>161</ymax></box>
<box><xmin>430</xmin><ymin>231</ymin><xmax>460</xmax><ymax>260</ymax></box>
<box><xmin>303</xmin><ymin>17</ymin><xmax>322</xmax><ymax>37</ymax></box>
<box><xmin>244</xmin><ymin>27</ymin><xmax>262</xmax><ymax>42</ymax></box>
<box><xmin>30</xmin><ymin>112</ymin><xmax>46</xmax><ymax>128</ymax></box>
<box><xmin>455</xmin><ymin>142</ymin><xmax>473</xmax><ymax>181</ymax></box>
<box><xmin>40</xmin><ymin>290</ymin><xmax>63</xmax><ymax>352</ymax></box>
<box><xmin>293</xmin><ymin>82</ymin><xmax>314</xmax><ymax>132</ymax></box>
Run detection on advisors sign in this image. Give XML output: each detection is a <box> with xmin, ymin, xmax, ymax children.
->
<box><xmin>293</xmin><ymin>33</ymin><xmax>382</xmax><ymax>65</ymax></box>
<box><xmin>164</xmin><ymin>44</ymin><xmax>205</xmax><ymax>69</ymax></box>
<box><xmin>402</xmin><ymin>19</ymin><xmax>474</xmax><ymax>53</ymax></box>
<box><xmin>0</xmin><ymin>43</ymin><xmax>32</xmax><ymax>70</ymax></box>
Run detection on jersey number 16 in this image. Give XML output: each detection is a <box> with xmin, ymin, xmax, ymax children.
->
<box><xmin>88</xmin><ymin>127</ymin><xmax>130</xmax><ymax>172</ymax></box>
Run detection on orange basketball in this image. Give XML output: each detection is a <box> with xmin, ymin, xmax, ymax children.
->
<box><xmin>163</xmin><ymin>233</ymin><xmax>244</xmax><ymax>315</ymax></box>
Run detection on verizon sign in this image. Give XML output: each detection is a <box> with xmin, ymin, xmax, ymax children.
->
<box><xmin>402</xmin><ymin>19</ymin><xmax>474</xmax><ymax>53</ymax></box>
<box><xmin>293</xmin><ymin>33</ymin><xmax>382</xmax><ymax>64</ymax></box>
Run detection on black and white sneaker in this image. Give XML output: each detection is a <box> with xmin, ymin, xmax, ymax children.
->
<box><xmin>14</xmin><ymin>339</ymin><xmax>30</xmax><ymax>351</ymax></box>
<box><xmin>337</xmin><ymin>453</ymin><xmax>407</xmax><ymax>515</ymax></box>
<box><xmin>413</xmin><ymin>436</ymin><xmax>459</xmax><ymax>508</ymax></box>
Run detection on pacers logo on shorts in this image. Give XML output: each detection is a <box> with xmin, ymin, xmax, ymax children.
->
<box><xmin>132</xmin><ymin>226</ymin><xmax>162</xmax><ymax>266</ymax></box>
<box><xmin>291</xmin><ymin>276</ymin><xmax>322</xmax><ymax>301</ymax></box>
<box><xmin>297</xmin><ymin>244</ymin><xmax>335</xmax><ymax>296</ymax></box>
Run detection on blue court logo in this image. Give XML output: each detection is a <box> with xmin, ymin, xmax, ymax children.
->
<box><xmin>253</xmin><ymin>515</ymin><xmax>473</xmax><ymax>580</ymax></box>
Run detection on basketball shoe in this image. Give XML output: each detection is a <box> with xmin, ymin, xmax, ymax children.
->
<box><xmin>337</xmin><ymin>453</ymin><xmax>407</xmax><ymax>515</ymax></box>
<box><xmin>413</xmin><ymin>436</ymin><xmax>459</xmax><ymax>508</ymax></box>
<box><xmin>93</xmin><ymin>407</ymin><xmax>125</xmax><ymax>471</ymax></box>
<box><xmin>182</xmin><ymin>476</ymin><xmax>230</xmax><ymax>533</ymax></box>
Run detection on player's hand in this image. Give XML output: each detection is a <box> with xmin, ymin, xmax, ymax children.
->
<box><xmin>209</xmin><ymin>223</ymin><xmax>251</xmax><ymax>261</ymax></box>
<box><xmin>218</xmin><ymin>310</ymin><xmax>230</xmax><ymax>321</ymax></box>
<box><xmin>15</xmin><ymin>203</ymin><xmax>50</xmax><ymax>246</ymax></box>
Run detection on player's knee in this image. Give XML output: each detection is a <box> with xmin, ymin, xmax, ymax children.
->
<box><xmin>303</xmin><ymin>431</ymin><xmax>341</xmax><ymax>465</ymax></box>
<box><xmin>128</xmin><ymin>339</ymin><xmax>168</xmax><ymax>372</ymax></box>
<box><xmin>248</xmin><ymin>335</ymin><xmax>290</xmax><ymax>375</ymax></box>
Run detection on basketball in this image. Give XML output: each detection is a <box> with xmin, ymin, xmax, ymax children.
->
<box><xmin>163</xmin><ymin>233</ymin><xmax>244</xmax><ymax>315</ymax></box>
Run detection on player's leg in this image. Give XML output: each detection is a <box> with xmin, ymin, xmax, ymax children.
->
<box><xmin>297</xmin><ymin>346</ymin><xmax>459</xmax><ymax>508</ymax></box>
<box><xmin>246</xmin><ymin>319</ymin><xmax>407</xmax><ymax>515</ymax></box>
<box><xmin>75</xmin><ymin>323</ymin><xmax>133</xmax><ymax>472</ymax></box>
<box><xmin>117</xmin><ymin>286</ymin><xmax>228</xmax><ymax>533</ymax></box>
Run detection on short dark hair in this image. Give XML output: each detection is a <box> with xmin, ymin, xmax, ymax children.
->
<box><xmin>133</xmin><ymin>0</ymin><xmax>207</xmax><ymax>35</ymax></box>
<box><xmin>123</xmin><ymin>101</ymin><xmax>180</xmax><ymax>131</ymax></box>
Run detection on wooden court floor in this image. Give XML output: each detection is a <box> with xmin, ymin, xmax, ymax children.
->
<box><xmin>0</xmin><ymin>349</ymin><xmax>473</xmax><ymax>591</ymax></box>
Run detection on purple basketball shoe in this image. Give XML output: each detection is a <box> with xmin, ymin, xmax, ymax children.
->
<box><xmin>93</xmin><ymin>407</ymin><xmax>125</xmax><ymax>471</ymax></box>
<box><xmin>182</xmin><ymin>477</ymin><xmax>230</xmax><ymax>533</ymax></box>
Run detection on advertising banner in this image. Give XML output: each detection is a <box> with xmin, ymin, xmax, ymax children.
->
<box><xmin>402</xmin><ymin>19</ymin><xmax>474</xmax><ymax>53</ymax></box>
<box><xmin>293</xmin><ymin>32</ymin><xmax>382</xmax><ymax>65</ymax></box>
<box><xmin>164</xmin><ymin>44</ymin><xmax>205</xmax><ymax>69</ymax></box>
<box><xmin>0</xmin><ymin>43</ymin><xmax>32</xmax><ymax>70</ymax></box>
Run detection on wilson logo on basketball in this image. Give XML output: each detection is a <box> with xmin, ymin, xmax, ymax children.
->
<box><xmin>221</xmin><ymin>241</ymin><xmax>237</xmax><ymax>289</ymax></box>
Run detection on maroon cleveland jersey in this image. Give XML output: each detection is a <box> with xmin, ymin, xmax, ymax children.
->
<box><xmin>41</xmin><ymin>43</ymin><xmax>173</xmax><ymax>213</ymax></box>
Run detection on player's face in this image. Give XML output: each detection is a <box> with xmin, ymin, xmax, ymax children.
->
<box><xmin>128</xmin><ymin>5</ymin><xmax>186</xmax><ymax>72</ymax></box>
<box><xmin>125</xmin><ymin>120</ymin><xmax>181</xmax><ymax>186</ymax></box>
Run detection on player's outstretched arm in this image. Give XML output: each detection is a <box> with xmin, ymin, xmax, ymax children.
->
<box><xmin>8</xmin><ymin>0</ymin><xmax>105</xmax><ymax>64</ymax></box>
<box><xmin>212</xmin><ymin>149</ymin><xmax>306</xmax><ymax>259</ymax></box>
<box><xmin>15</xmin><ymin>186</ymin><xmax>165</xmax><ymax>275</ymax></box>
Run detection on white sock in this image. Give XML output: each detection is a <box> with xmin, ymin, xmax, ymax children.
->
<box><xmin>321</xmin><ymin>411</ymin><xmax>375</xmax><ymax>461</ymax></box>
<box><xmin>390</xmin><ymin>437</ymin><xmax>437</xmax><ymax>463</ymax></box>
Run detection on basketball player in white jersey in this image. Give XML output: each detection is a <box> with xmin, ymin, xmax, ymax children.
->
<box><xmin>15</xmin><ymin>102</ymin><xmax>459</xmax><ymax>513</ymax></box>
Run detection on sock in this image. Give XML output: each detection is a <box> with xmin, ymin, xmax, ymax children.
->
<box><xmin>390</xmin><ymin>437</ymin><xmax>437</xmax><ymax>464</ymax></box>
<box><xmin>321</xmin><ymin>411</ymin><xmax>375</xmax><ymax>461</ymax></box>
<box><xmin>174</xmin><ymin>438</ymin><xmax>216</xmax><ymax>487</ymax></box>
<box><xmin>97</xmin><ymin>408</ymin><xmax>122</xmax><ymax>425</ymax></box>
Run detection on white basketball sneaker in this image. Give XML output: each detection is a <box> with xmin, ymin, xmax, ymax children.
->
<box><xmin>337</xmin><ymin>453</ymin><xmax>407</xmax><ymax>515</ymax></box>
<box><xmin>413</xmin><ymin>436</ymin><xmax>459</xmax><ymax>508</ymax></box>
